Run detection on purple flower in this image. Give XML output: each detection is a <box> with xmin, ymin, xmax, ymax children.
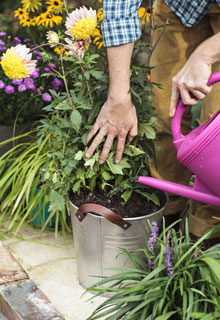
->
<box><xmin>24</xmin><ymin>78</ymin><xmax>35</xmax><ymax>90</ymax></box>
<box><xmin>49</xmin><ymin>63</ymin><xmax>56</xmax><ymax>69</ymax></box>
<box><xmin>0</xmin><ymin>47</ymin><xmax>6</xmax><ymax>52</ymax></box>
<box><xmin>147</xmin><ymin>221</ymin><xmax>158</xmax><ymax>270</ymax></box>
<box><xmin>24</xmin><ymin>38</ymin><xmax>31</xmax><ymax>43</ymax></box>
<box><xmin>51</xmin><ymin>77</ymin><xmax>63</xmax><ymax>91</ymax></box>
<box><xmin>36</xmin><ymin>56</ymin><xmax>42</xmax><ymax>61</ymax></box>
<box><xmin>44</xmin><ymin>67</ymin><xmax>52</xmax><ymax>73</ymax></box>
<box><xmin>37</xmin><ymin>88</ymin><xmax>41</xmax><ymax>94</ymax></box>
<box><xmin>14</xmin><ymin>37</ymin><xmax>21</xmax><ymax>44</ymax></box>
<box><xmin>33</xmin><ymin>50</ymin><xmax>42</xmax><ymax>56</ymax></box>
<box><xmin>0</xmin><ymin>40</ymin><xmax>5</xmax><ymax>46</ymax></box>
<box><xmin>5</xmin><ymin>85</ymin><xmax>14</xmax><ymax>94</ymax></box>
<box><xmin>30</xmin><ymin>69</ymin><xmax>39</xmax><ymax>78</ymax></box>
<box><xmin>42</xmin><ymin>93</ymin><xmax>52</xmax><ymax>102</ymax></box>
<box><xmin>165</xmin><ymin>231</ymin><xmax>173</xmax><ymax>277</ymax></box>
<box><xmin>18</xmin><ymin>84</ymin><xmax>27</xmax><ymax>92</ymax></box>
<box><xmin>0</xmin><ymin>80</ymin><xmax>5</xmax><ymax>89</ymax></box>
<box><xmin>12</xmin><ymin>79</ymin><xmax>23</xmax><ymax>85</ymax></box>
<box><xmin>0</xmin><ymin>32</ymin><xmax>6</xmax><ymax>36</ymax></box>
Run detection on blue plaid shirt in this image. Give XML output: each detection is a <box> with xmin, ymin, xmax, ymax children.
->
<box><xmin>102</xmin><ymin>0</ymin><xmax>220</xmax><ymax>47</ymax></box>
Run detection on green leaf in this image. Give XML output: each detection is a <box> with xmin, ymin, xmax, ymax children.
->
<box><xmin>84</xmin><ymin>158</ymin><xmax>95</xmax><ymax>167</ymax></box>
<box><xmin>74</xmin><ymin>150</ymin><xmax>84</xmax><ymax>160</ymax></box>
<box><xmin>70</xmin><ymin>109</ymin><xmax>82</xmax><ymax>132</ymax></box>
<box><xmin>49</xmin><ymin>190</ymin><xmax>65</xmax><ymax>213</ymax></box>
<box><xmin>55</xmin><ymin>102</ymin><xmax>72</xmax><ymax>111</ymax></box>
<box><xmin>139</xmin><ymin>123</ymin><xmax>156</xmax><ymax>139</ymax></box>
<box><xmin>121</xmin><ymin>190</ymin><xmax>132</xmax><ymax>203</ymax></box>
<box><xmin>155</xmin><ymin>311</ymin><xmax>178</xmax><ymax>320</ymax></box>
<box><xmin>72</xmin><ymin>181</ymin><xmax>81</xmax><ymax>193</ymax></box>
<box><xmin>101</xmin><ymin>171</ymin><xmax>112</xmax><ymax>180</ymax></box>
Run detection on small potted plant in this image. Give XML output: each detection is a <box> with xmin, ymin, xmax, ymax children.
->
<box><xmin>86</xmin><ymin>220</ymin><xmax>220</xmax><ymax>320</ymax></box>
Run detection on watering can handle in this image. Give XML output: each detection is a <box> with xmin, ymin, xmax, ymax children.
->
<box><xmin>75</xmin><ymin>203</ymin><xmax>131</xmax><ymax>230</ymax></box>
<box><xmin>171</xmin><ymin>72</ymin><xmax>220</xmax><ymax>149</ymax></box>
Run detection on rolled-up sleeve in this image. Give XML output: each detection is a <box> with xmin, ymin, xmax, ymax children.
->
<box><xmin>102</xmin><ymin>0</ymin><xmax>142</xmax><ymax>47</ymax></box>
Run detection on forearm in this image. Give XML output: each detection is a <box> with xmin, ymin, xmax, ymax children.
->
<box><xmin>195</xmin><ymin>32</ymin><xmax>220</xmax><ymax>65</ymax></box>
<box><xmin>107</xmin><ymin>42</ymin><xmax>134</xmax><ymax>100</ymax></box>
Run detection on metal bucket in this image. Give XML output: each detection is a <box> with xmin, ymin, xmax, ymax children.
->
<box><xmin>69</xmin><ymin>191</ymin><xmax>168</xmax><ymax>289</ymax></box>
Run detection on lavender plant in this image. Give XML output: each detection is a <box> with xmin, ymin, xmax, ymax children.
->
<box><xmin>86</xmin><ymin>220</ymin><xmax>220</xmax><ymax>320</ymax></box>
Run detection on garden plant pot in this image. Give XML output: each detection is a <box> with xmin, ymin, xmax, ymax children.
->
<box><xmin>69</xmin><ymin>191</ymin><xmax>168</xmax><ymax>290</ymax></box>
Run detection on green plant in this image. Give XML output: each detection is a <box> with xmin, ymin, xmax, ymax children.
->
<box><xmin>0</xmin><ymin>2</ymin><xmax>166</xmax><ymax>234</ymax></box>
<box><xmin>86</xmin><ymin>221</ymin><xmax>220</xmax><ymax>320</ymax></box>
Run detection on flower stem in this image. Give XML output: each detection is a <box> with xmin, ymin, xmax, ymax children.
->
<box><xmin>60</xmin><ymin>46</ymin><xmax>74</xmax><ymax>109</ymax></box>
<box><xmin>80</xmin><ymin>64</ymin><xmax>93</xmax><ymax>106</ymax></box>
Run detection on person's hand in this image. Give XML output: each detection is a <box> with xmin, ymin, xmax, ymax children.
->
<box><xmin>85</xmin><ymin>96</ymin><xmax>138</xmax><ymax>164</ymax></box>
<box><xmin>170</xmin><ymin>52</ymin><xmax>212</xmax><ymax>117</ymax></box>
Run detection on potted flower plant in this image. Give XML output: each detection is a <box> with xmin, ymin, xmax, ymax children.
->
<box><xmin>0</xmin><ymin>0</ymin><xmax>169</xmax><ymax>284</ymax></box>
<box><xmin>86</xmin><ymin>220</ymin><xmax>220</xmax><ymax>320</ymax></box>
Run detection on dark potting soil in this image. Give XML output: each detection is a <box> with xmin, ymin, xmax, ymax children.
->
<box><xmin>69</xmin><ymin>189</ymin><xmax>167</xmax><ymax>218</ymax></box>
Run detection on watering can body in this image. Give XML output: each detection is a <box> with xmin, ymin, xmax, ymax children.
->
<box><xmin>138</xmin><ymin>72</ymin><xmax>220</xmax><ymax>207</ymax></box>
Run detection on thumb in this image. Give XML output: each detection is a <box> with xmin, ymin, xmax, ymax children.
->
<box><xmin>170</xmin><ymin>84</ymin><xmax>180</xmax><ymax>117</ymax></box>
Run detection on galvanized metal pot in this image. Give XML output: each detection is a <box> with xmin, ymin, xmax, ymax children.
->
<box><xmin>69</xmin><ymin>191</ymin><xmax>168</xmax><ymax>289</ymax></box>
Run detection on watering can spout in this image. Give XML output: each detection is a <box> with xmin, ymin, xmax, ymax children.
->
<box><xmin>138</xmin><ymin>176</ymin><xmax>220</xmax><ymax>207</ymax></box>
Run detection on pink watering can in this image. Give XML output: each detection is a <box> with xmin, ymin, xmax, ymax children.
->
<box><xmin>138</xmin><ymin>72</ymin><xmax>220</xmax><ymax>207</ymax></box>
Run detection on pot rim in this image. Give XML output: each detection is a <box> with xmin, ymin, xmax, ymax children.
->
<box><xmin>69</xmin><ymin>190</ymin><xmax>168</xmax><ymax>221</ymax></box>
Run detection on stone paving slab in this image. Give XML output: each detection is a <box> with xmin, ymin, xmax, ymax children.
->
<box><xmin>0</xmin><ymin>242</ymin><xmax>28</xmax><ymax>285</ymax></box>
<box><xmin>0</xmin><ymin>242</ymin><xmax>65</xmax><ymax>320</ymax></box>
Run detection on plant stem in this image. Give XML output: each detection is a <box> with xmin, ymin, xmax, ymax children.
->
<box><xmin>80</xmin><ymin>64</ymin><xmax>94</xmax><ymax>106</ymax></box>
<box><xmin>59</xmin><ymin>46</ymin><xmax>74</xmax><ymax>109</ymax></box>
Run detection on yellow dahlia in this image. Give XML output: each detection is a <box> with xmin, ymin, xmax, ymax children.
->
<box><xmin>1</xmin><ymin>44</ymin><xmax>37</xmax><ymax>80</ymax></box>
<box><xmin>46</xmin><ymin>31</ymin><xmax>59</xmax><ymax>47</ymax></box>
<box><xmin>14</xmin><ymin>8</ymin><xmax>29</xmax><ymax>20</ymax></box>
<box><xmin>21</xmin><ymin>0</ymin><xmax>42</xmax><ymax>12</ymax></box>
<box><xmin>65</xmin><ymin>6</ymin><xmax>97</xmax><ymax>40</ymax></box>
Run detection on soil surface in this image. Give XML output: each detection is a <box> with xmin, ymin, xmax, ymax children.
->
<box><xmin>69</xmin><ymin>189</ymin><xmax>167</xmax><ymax>218</ymax></box>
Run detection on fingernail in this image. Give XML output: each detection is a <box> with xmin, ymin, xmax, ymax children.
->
<box><xmin>115</xmin><ymin>159</ymin><xmax>120</xmax><ymax>164</ymax></box>
<box><xmin>85</xmin><ymin>152</ymin><xmax>90</xmax><ymax>158</ymax></box>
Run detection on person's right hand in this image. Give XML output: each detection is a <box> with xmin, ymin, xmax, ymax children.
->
<box><xmin>170</xmin><ymin>51</ymin><xmax>212</xmax><ymax>117</ymax></box>
<box><xmin>85</xmin><ymin>95</ymin><xmax>138</xmax><ymax>164</ymax></box>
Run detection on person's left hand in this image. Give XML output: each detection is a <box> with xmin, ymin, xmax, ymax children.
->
<box><xmin>85</xmin><ymin>96</ymin><xmax>138</xmax><ymax>164</ymax></box>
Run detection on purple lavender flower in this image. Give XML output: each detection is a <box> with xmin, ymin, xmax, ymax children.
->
<box><xmin>0</xmin><ymin>80</ymin><xmax>5</xmax><ymax>89</ymax></box>
<box><xmin>36</xmin><ymin>56</ymin><xmax>42</xmax><ymax>61</ymax></box>
<box><xmin>165</xmin><ymin>231</ymin><xmax>174</xmax><ymax>277</ymax></box>
<box><xmin>12</xmin><ymin>79</ymin><xmax>23</xmax><ymax>85</ymax></box>
<box><xmin>51</xmin><ymin>77</ymin><xmax>63</xmax><ymax>91</ymax></box>
<box><xmin>42</xmin><ymin>93</ymin><xmax>52</xmax><ymax>102</ymax></box>
<box><xmin>18</xmin><ymin>84</ymin><xmax>27</xmax><ymax>92</ymax></box>
<box><xmin>5</xmin><ymin>85</ymin><xmax>14</xmax><ymax>94</ymax></box>
<box><xmin>0</xmin><ymin>40</ymin><xmax>5</xmax><ymax>46</ymax></box>
<box><xmin>24</xmin><ymin>78</ymin><xmax>35</xmax><ymax>90</ymax></box>
<box><xmin>24</xmin><ymin>38</ymin><xmax>31</xmax><ymax>43</ymax></box>
<box><xmin>147</xmin><ymin>221</ymin><xmax>158</xmax><ymax>270</ymax></box>
<box><xmin>33</xmin><ymin>50</ymin><xmax>42</xmax><ymax>56</ymax></box>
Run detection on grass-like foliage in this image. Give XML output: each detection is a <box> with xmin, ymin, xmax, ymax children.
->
<box><xmin>86</xmin><ymin>220</ymin><xmax>220</xmax><ymax>320</ymax></box>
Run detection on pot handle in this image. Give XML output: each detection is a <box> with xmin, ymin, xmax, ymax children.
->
<box><xmin>75</xmin><ymin>203</ymin><xmax>131</xmax><ymax>230</ymax></box>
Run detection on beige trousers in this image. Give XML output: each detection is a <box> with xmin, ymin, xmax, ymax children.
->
<box><xmin>150</xmin><ymin>0</ymin><xmax>220</xmax><ymax>237</ymax></box>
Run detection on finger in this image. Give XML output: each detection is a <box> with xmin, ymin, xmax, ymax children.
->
<box><xmin>128</xmin><ymin>119</ymin><xmax>138</xmax><ymax>142</ymax></box>
<box><xmin>194</xmin><ymin>84</ymin><xmax>212</xmax><ymax>95</ymax></box>
<box><xmin>189</xmin><ymin>88</ymin><xmax>206</xmax><ymax>101</ymax></box>
<box><xmin>86</xmin><ymin>123</ymin><xmax>100</xmax><ymax>143</ymax></box>
<box><xmin>180</xmin><ymin>89</ymin><xmax>199</xmax><ymax>106</ymax></box>
<box><xmin>85</xmin><ymin>129</ymin><xmax>106</xmax><ymax>158</ymax></box>
<box><xmin>170</xmin><ymin>84</ymin><xmax>180</xmax><ymax>117</ymax></box>
<box><xmin>115</xmin><ymin>135</ymin><xmax>126</xmax><ymax>163</ymax></box>
<box><xmin>99</xmin><ymin>134</ymin><xmax>115</xmax><ymax>164</ymax></box>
